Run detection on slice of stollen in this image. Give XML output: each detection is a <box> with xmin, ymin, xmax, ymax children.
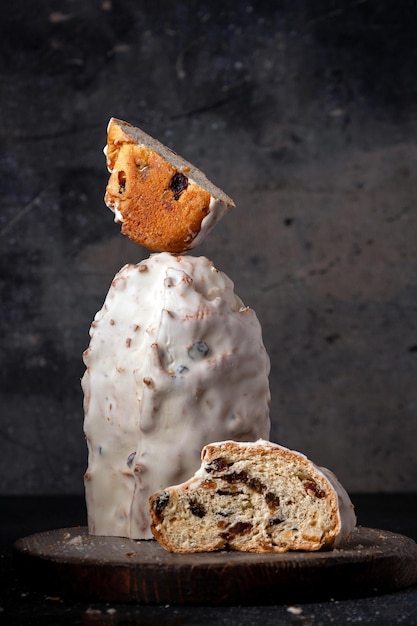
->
<box><xmin>104</xmin><ymin>118</ymin><xmax>235</xmax><ymax>252</ymax></box>
<box><xmin>149</xmin><ymin>439</ymin><xmax>356</xmax><ymax>553</ymax></box>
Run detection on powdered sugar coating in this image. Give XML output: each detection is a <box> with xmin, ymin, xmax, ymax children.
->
<box><xmin>82</xmin><ymin>253</ymin><xmax>271</xmax><ymax>539</ymax></box>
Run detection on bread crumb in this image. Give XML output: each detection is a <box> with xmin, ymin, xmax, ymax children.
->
<box><xmin>85</xmin><ymin>607</ymin><xmax>101</xmax><ymax>615</ymax></box>
<box><xmin>67</xmin><ymin>535</ymin><xmax>83</xmax><ymax>546</ymax></box>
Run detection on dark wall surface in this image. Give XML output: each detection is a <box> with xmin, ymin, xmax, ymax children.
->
<box><xmin>1</xmin><ymin>0</ymin><xmax>416</xmax><ymax>494</ymax></box>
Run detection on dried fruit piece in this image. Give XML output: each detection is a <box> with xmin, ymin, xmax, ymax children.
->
<box><xmin>188</xmin><ymin>341</ymin><xmax>209</xmax><ymax>360</ymax></box>
<box><xmin>169</xmin><ymin>172</ymin><xmax>189</xmax><ymax>200</ymax></box>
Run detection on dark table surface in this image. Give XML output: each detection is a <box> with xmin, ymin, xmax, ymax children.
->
<box><xmin>1</xmin><ymin>494</ymin><xmax>416</xmax><ymax>625</ymax></box>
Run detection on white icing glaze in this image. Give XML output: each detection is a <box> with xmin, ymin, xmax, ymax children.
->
<box><xmin>112</xmin><ymin>202</ymin><xmax>123</xmax><ymax>224</ymax></box>
<box><xmin>187</xmin><ymin>196</ymin><xmax>229</xmax><ymax>249</ymax></box>
<box><xmin>197</xmin><ymin>439</ymin><xmax>357</xmax><ymax>546</ymax></box>
<box><xmin>317</xmin><ymin>465</ymin><xmax>357</xmax><ymax>546</ymax></box>
<box><xmin>82</xmin><ymin>253</ymin><xmax>271</xmax><ymax>539</ymax></box>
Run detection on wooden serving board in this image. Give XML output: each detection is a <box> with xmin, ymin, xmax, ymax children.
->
<box><xmin>13</xmin><ymin>526</ymin><xmax>417</xmax><ymax>605</ymax></box>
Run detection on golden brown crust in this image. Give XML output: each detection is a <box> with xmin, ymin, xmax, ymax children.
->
<box><xmin>104</xmin><ymin>118</ymin><xmax>233</xmax><ymax>252</ymax></box>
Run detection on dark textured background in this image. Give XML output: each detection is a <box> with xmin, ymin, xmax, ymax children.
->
<box><xmin>1</xmin><ymin>0</ymin><xmax>416</xmax><ymax>494</ymax></box>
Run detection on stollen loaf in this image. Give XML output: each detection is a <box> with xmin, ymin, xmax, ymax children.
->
<box><xmin>149</xmin><ymin>439</ymin><xmax>356</xmax><ymax>553</ymax></box>
<box><xmin>82</xmin><ymin>255</ymin><xmax>271</xmax><ymax>539</ymax></box>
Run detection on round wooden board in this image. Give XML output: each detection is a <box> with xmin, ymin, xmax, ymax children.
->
<box><xmin>13</xmin><ymin>526</ymin><xmax>417</xmax><ymax>605</ymax></box>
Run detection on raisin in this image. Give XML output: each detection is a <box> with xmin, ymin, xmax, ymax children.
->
<box><xmin>189</xmin><ymin>499</ymin><xmax>206</xmax><ymax>518</ymax></box>
<box><xmin>303</xmin><ymin>480</ymin><xmax>326</xmax><ymax>499</ymax></box>
<box><xmin>265</xmin><ymin>492</ymin><xmax>280</xmax><ymax>509</ymax></box>
<box><xmin>220</xmin><ymin>531</ymin><xmax>232</xmax><ymax>541</ymax></box>
<box><xmin>118</xmin><ymin>171</ymin><xmax>126</xmax><ymax>193</ymax></box>
<box><xmin>218</xmin><ymin>470</ymin><xmax>272</xmax><ymax>504</ymax></box>
<box><xmin>169</xmin><ymin>172</ymin><xmax>188</xmax><ymax>200</ymax></box>
<box><xmin>248</xmin><ymin>477</ymin><xmax>265</xmax><ymax>493</ymax></box>
<box><xmin>216</xmin><ymin>489</ymin><xmax>242</xmax><ymax>496</ymax></box>
<box><xmin>155</xmin><ymin>493</ymin><xmax>170</xmax><ymax>519</ymax></box>
<box><xmin>188</xmin><ymin>341</ymin><xmax>209</xmax><ymax>360</ymax></box>
<box><xmin>230</xmin><ymin>521</ymin><xmax>253</xmax><ymax>535</ymax></box>
<box><xmin>220</xmin><ymin>521</ymin><xmax>252</xmax><ymax>540</ymax></box>
<box><xmin>126</xmin><ymin>452</ymin><xmax>136</xmax><ymax>467</ymax></box>
<box><xmin>205</xmin><ymin>457</ymin><xmax>233</xmax><ymax>473</ymax></box>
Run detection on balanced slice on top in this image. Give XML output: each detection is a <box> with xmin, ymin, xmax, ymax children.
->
<box><xmin>104</xmin><ymin>118</ymin><xmax>235</xmax><ymax>253</ymax></box>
